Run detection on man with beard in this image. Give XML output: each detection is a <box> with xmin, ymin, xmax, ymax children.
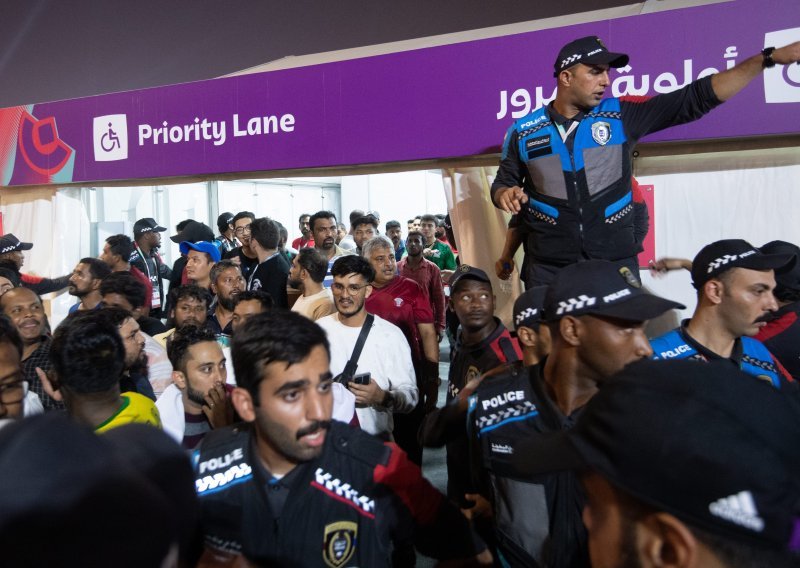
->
<box><xmin>95</xmin><ymin>307</ymin><xmax>156</xmax><ymax>401</ymax></box>
<box><xmin>130</xmin><ymin>218</ymin><xmax>172</xmax><ymax>318</ymax></box>
<box><xmin>99</xmin><ymin>234</ymin><xmax>154</xmax><ymax>313</ymax></box>
<box><xmin>37</xmin><ymin>310</ymin><xmax>161</xmax><ymax>432</ymax></box>
<box><xmin>513</xmin><ymin>359</ymin><xmax>800</xmax><ymax>568</ymax></box>
<box><xmin>385</xmin><ymin>220</ymin><xmax>405</xmax><ymax>261</ymax></box>
<box><xmin>67</xmin><ymin>258</ymin><xmax>111</xmax><ymax>313</ymax></box>
<box><xmin>316</xmin><ymin>255</ymin><xmax>417</xmax><ymax>439</ymax></box>
<box><xmin>207</xmin><ymin>260</ymin><xmax>244</xmax><ymax>338</ymax></box>
<box><xmin>0</xmin><ymin>287</ymin><xmax>62</xmax><ymax>410</ymax></box>
<box><xmin>468</xmin><ymin>261</ymin><xmax>681</xmax><ymax>567</ymax></box>
<box><xmin>246</xmin><ymin>218</ymin><xmax>289</xmax><ymax>308</ymax></box>
<box><xmin>398</xmin><ymin>231</ymin><xmax>446</xmax><ymax>339</ymax></box>
<box><xmin>193</xmin><ymin>310</ymin><xmax>490</xmax><ymax>566</ymax></box>
<box><xmin>159</xmin><ymin>326</ymin><xmax>234</xmax><ymax>449</ymax></box>
<box><xmin>288</xmin><ymin>248</ymin><xmax>334</xmax><ymax>321</ymax></box>
<box><xmin>223</xmin><ymin>212</ymin><xmax>259</xmax><ymax>280</ymax></box>
<box><xmin>291</xmin><ymin>213</ymin><xmax>315</xmax><ymax>250</ymax></box>
<box><xmin>352</xmin><ymin>215</ymin><xmax>378</xmax><ymax>256</ymax></box>
<box><xmin>363</xmin><ymin>235</ymin><xmax>438</xmax><ymax>465</ymax></box>
<box><xmin>154</xmin><ymin>285</ymin><xmax>212</xmax><ymax>348</ymax></box>
<box><xmin>420</xmin><ymin>265</ymin><xmax>522</xmax><ymax>532</ymax></box>
<box><xmin>310</xmin><ymin>210</ymin><xmax>354</xmax><ymax>288</ymax></box>
<box><xmin>650</xmin><ymin>239</ymin><xmax>795</xmax><ymax>387</ymax></box>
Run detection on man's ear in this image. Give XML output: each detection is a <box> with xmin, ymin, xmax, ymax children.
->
<box><xmin>517</xmin><ymin>326</ymin><xmax>537</xmax><ymax>349</ymax></box>
<box><xmin>172</xmin><ymin>370</ymin><xmax>187</xmax><ymax>390</ymax></box>
<box><xmin>704</xmin><ymin>279</ymin><xmax>724</xmax><ymax>305</ymax></box>
<box><xmin>232</xmin><ymin>387</ymin><xmax>256</xmax><ymax>422</ymax></box>
<box><xmin>210</xmin><ymin>281</ymin><xmax>219</xmax><ymax>295</ymax></box>
<box><xmin>559</xmin><ymin>315</ymin><xmax>581</xmax><ymax>347</ymax></box>
<box><xmin>638</xmin><ymin>511</ymin><xmax>698</xmax><ymax>568</ymax></box>
<box><xmin>365</xmin><ymin>285</ymin><xmax>373</xmax><ymax>299</ymax></box>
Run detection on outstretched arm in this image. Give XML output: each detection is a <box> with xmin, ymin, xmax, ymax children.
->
<box><xmin>711</xmin><ymin>41</ymin><xmax>800</xmax><ymax>102</ymax></box>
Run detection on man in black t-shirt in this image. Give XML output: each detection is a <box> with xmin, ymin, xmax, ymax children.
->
<box><xmin>246</xmin><ymin>217</ymin><xmax>290</xmax><ymax>308</ymax></box>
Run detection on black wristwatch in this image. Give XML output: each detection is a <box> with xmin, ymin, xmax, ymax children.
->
<box><xmin>762</xmin><ymin>47</ymin><xmax>776</xmax><ymax>69</ymax></box>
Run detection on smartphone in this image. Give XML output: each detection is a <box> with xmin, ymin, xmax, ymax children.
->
<box><xmin>350</xmin><ymin>372</ymin><xmax>371</xmax><ymax>386</ymax></box>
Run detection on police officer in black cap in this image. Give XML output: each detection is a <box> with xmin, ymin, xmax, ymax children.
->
<box><xmin>130</xmin><ymin>218</ymin><xmax>172</xmax><ymax>318</ymax></box>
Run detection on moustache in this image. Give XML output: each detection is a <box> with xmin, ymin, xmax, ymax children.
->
<box><xmin>296</xmin><ymin>420</ymin><xmax>331</xmax><ymax>440</ymax></box>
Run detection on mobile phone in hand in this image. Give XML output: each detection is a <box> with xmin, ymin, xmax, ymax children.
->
<box><xmin>350</xmin><ymin>372</ymin><xmax>371</xmax><ymax>385</ymax></box>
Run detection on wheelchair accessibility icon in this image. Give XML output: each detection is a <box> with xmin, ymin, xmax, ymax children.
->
<box><xmin>101</xmin><ymin>123</ymin><xmax>121</xmax><ymax>152</ymax></box>
<box><xmin>93</xmin><ymin>114</ymin><xmax>128</xmax><ymax>161</ymax></box>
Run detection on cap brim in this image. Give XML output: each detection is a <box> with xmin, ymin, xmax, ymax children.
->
<box><xmin>585</xmin><ymin>294</ymin><xmax>685</xmax><ymax>322</ymax></box>
<box><xmin>17</xmin><ymin>242</ymin><xmax>33</xmax><ymax>251</ymax></box>
<box><xmin>584</xmin><ymin>51</ymin><xmax>629</xmax><ymax>68</ymax></box>
<box><xmin>739</xmin><ymin>252</ymin><xmax>796</xmax><ymax>273</ymax></box>
<box><xmin>169</xmin><ymin>233</ymin><xmax>185</xmax><ymax>244</ymax></box>
<box><xmin>512</xmin><ymin>431</ymin><xmax>586</xmax><ymax>477</ymax></box>
<box><xmin>153</xmin><ymin>226</ymin><xmax>167</xmax><ymax>232</ymax></box>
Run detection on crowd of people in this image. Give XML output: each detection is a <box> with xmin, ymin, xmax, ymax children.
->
<box><xmin>0</xmin><ymin>36</ymin><xmax>799</xmax><ymax>568</ymax></box>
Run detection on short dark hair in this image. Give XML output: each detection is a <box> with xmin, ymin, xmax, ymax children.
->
<box><xmin>232</xmin><ymin>211</ymin><xmax>256</xmax><ymax>225</ymax></box>
<box><xmin>105</xmin><ymin>234</ymin><xmax>135</xmax><ymax>261</ymax></box>
<box><xmin>419</xmin><ymin>214</ymin><xmax>438</xmax><ymax>225</ymax></box>
<box><xmin>100</xmin><ymin>272</ymin><xmax>147</xmax><ymax>309</ymax></box>
<box><xmin>0</xmin><ymin>315</ymin><xmax>22</xmax><ymax>357</ymax></box>
<box><xmin>298</xmin><ymin>213</ymin><xmax>311</xmax><ymax>223</ymax></box>
<box><xmin>331</xmin><ymin>255</ymin><xmax>375</xmax><ymax>282</ymax></box>
<box><xmin>352</xmin><ymin>215</ymin><xmax>378</xmax><ymax>231</ymax></box>
<box><xmin>385</xmin><ymin>220</ymin><xmax>401</xmax><ymax>231</ymax></box>
<box><xmin>168</xmin><ymin>285</ymin><xmax>212</xmax><ymax>312</ymax></box>
<box><xmin>309</xmin><ymin>211</ymin><xmax>337</xmax><ymax>232</ymax></box>
<box><xmin>407</xmin><ymin>219</ymin><xmax>415</xmax><ymax>224</ymax></box>
<box><xmin>50</xmin><ymin>311</ymin><xmax>125</xmax><ymax>394</ymax></box>
<box><xmin>406</xmin><ymin>230</ymin><xmax>424</xmax><ymax>241</ymax></box>
<box><xmin>249</xmin><ymin>218</ymin><xmax>280</xmax><ymax>250</ymax></box>
<box><xmin>232</xmin><ymin>290</ymin><xmax>274</xmax><ymax>311</ymax></box>
<box><xmin>167</xmin><ymin>325</ymin><xmax>218</xmax><ymax>373</ymax></box>
<box><xmin>232</xmin><ymin>310</ymin><xmax>329</xmax><ymax>400</ymax></box>
<box><xmin>209</xmin><ymin>260</ymin><xmax>241</xmax><ymax>286</ymax></box>
<box><xmin>295</xmin><ymin>248</ymin><xmax>327</xmax><ymax>284</ymax></box>
<box><xmin>348</xmin><ymin>210</ymin><xmax>365</xmax><ymax>225</ymax></box>
<box><xmin>79</xmin><ymin>257</ymin><xmax>112</xmax><ymax>281</ymax></box>
<box><xmin>94</xmin><ymin>306</ymin><xmax>135</xmax><ymax>329</ymax></box>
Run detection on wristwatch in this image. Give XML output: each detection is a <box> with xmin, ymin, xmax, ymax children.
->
<box><xmin>762</xmin><ymin>47</ymin><xmax>776</xmax><ymax>69</ymax></box>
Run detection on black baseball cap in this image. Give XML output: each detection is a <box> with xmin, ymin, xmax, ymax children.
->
<box><xmin>133</xmin><ymin>217</ymin><xmax>167</xmax><ymax>235</ymax></box>
<box><xmin>760</xmin><ymin>240</ymin><xmax>800</xmax><ymax>292</ymax></box>
<box><xmin>542</xmin><ymin>260</ymin><xmax>683</xmax><ymax>322</ymax></box>
<box><xmin>449</xmin><ymin>264</ymin><xmax>491</xmax><ymax>292</ymax></box>
<box><xmin>513</xmin><ymin>286</ymin><xmax>547</xmax><ymax>330</ymax></box>
<box><xmin>170</xmin><ymin>220</ymin><xmax>215</xmax><ymax>244</ymax></box>
<box><xmin>216</xmin><ymin>212</ymin><xmax>234</xmax><ymax>233</ymax></box>
<box><xmin>513</xmin><ymin>359</ymin><xmax>800</xmax><ymax>553</ymax></box>
<box><xmin>691</xmin><ymin>239</ymin><xmax>795</xmax><ymax>290</ymax></box>
<box><xmin>0</xmin><ymin>234</ymin><xmax>33</xmax><ymax>254</ymax></box>
<box><xmin>554</xmin><ymin>36</ymin><xmax>629</xmax><ymax>76</ymax></box>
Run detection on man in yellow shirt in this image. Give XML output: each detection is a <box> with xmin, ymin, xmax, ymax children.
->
<box><xmin>36</xmin><ymin>311</ymin><xmax>161</xmax><ymax>433</ymax></box>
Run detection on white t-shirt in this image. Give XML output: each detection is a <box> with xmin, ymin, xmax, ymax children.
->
<box><xmin>317</xmin><ymin>313</ymin><xmax>418</xmax><ymax>436</ymax></box>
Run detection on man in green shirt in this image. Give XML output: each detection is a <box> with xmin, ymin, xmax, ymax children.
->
<box><xmin>419</xmin><ymin>214</ymin><xmax>456</xmax><ymax>271</ymax></box>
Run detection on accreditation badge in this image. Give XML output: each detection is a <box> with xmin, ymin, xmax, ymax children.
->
<box><xmin>323</xmin><ymin>521</ymin><xmax>357</xmax><ymax>567</ymax></box>
<box><xmin>591</xmin><ymin>121</ymin><xmax>611</xmax><ymax>145</ymax></box>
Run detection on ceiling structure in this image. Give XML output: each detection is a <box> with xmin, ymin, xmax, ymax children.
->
<box><xmin>1</xmin><ymin>0</ymin><xmax>650</xmax><ymax>108</ymax></box>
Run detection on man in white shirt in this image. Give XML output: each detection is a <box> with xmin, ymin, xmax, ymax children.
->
<box><xmin>316</xmin><ymin>255</ymin><xmax>417</xmax><ymax>438</ymax></box>
<box><xmin>288</xmin><ymin>248</ymin><xmax>335</xmax><ymax>321</ymax></box>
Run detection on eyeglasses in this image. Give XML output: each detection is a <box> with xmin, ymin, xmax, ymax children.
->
<box><xmin>331</xmin><ymin>283</ymin><xmax>370</xmax><ymax>296</ymax></box>
<box><xmin>234</xmin><ymin>225</ymin><xmax>252</xmax><ymax>235</ymax></box>
<box><xmin>0</xmin><ymin>379</ymin><xmax>28</xmax><ymax>405</ymax></box>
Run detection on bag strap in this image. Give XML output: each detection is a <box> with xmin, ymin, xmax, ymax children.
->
<box><xmin>341</xmin><ymin>314</ymin><xmax>374</xmax><ymax>380</ymax></box>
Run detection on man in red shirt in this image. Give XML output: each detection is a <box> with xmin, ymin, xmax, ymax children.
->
<box><xmin>100</xmin><ymin>234</ymin><xmax>154</xmax><ymax>313</ymax></box>
<box><xmin>398</xmin><ymin>231</ymin><xmax>446</xmax><ymax>339</ymax></box>
<box><xmin>363</xmin><ymin>235</ymin><xmax>439</xmax><ymax>465</ymax></box>
<box><xmin>291</xmin><ymin>213</ymin><xmax>315</xmax><ymax>250</ymax></box>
